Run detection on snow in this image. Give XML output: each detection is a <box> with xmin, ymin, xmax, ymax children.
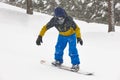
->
<box><xmin>115</xmin><ymin>3</ymin><xmax>120</xmax><ymax>10</ymax></box>
<box><xmin>87</xmin><ymin>2</ymin><xmax>93</xmax><ymax>7</ymax></box>
<box><xmin>0</xmin><ymin>2</ymin><xmax>120</xmax><ymax>80</ymax></box>
<box><xmin>55</xmin><ymin>0</ymin><xmax>60</xmax><ymax>5</ymax></box>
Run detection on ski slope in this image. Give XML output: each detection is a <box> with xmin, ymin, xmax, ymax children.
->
<box><xmin>0</xmin><ymin>2</ymin><xmax>120</xmax><ymax>80</ymax></box>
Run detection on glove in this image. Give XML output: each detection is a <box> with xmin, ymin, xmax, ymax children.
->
<box><xmin>77</xmin><ymin>38</ymin><xmax>83</xmax><ymax>45</ymax></box>
<box><xmin>36</xmin><ymin>35</ymin><xmax>43</xmax><ymax>45</ymax></box>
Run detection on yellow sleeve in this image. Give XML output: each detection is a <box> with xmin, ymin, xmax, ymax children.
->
<box><xmin>75</xmin><ymin>24</ymin><xmax>81</xmax><ymax>38</ymax></box>
<box><xmin>39</xmin><ymin>25</ymin><xmax>47</xmax><ymax>37</ymax></box>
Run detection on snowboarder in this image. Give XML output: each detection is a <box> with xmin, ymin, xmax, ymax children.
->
<box><xmin>36</xmin><ymin>7</ymin><xmax>83</xmax><ymax>72</ymax></box>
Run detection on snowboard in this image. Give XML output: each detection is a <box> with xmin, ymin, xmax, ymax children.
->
<box><xmin>40</xmin><ymin>60</ymin><xmax>94</xmax><ymax>76</ymax></box>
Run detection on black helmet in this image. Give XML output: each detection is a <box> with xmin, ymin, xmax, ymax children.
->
<box><xmin>54</xmin><ymin>7</ymin><xmax>66</xmax><ymax>17</ymax></box>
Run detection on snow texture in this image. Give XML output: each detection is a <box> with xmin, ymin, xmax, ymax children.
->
<box><xmin>0</xmin><ymin>2</ymin><xmax>120</xmax><ymax>80</ymax></box>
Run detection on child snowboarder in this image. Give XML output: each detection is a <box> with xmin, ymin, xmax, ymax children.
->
<box><xmin>36</xmin><ymin>7</ymin><xmax>83</xmax><ymax>72</ymax></box>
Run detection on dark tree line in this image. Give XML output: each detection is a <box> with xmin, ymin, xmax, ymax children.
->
<box><xmin>26</xmin><ymin>0</ymin><xmax>119</xmax><ymax>32</ymax></box>
<box><xmin>2</xmin><ymin>0</ymin><xmax>120</xmax><ymax>32</ymax></box>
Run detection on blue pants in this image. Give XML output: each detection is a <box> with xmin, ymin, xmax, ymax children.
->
<box><xmin>54</xmin><ymin>33</ymin><xmax>80</xmax><ymax>65</ymax></box>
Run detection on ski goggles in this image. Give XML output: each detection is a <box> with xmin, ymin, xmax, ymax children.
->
<box><xmin>57</xmin><ymin>17</ymin><xmax>65</xmax><ymax>20</ymax></box>
<box><xmin>56</xmin><ymin>16</ymin><xmax>65</xmax><ymax>24</ymax></box>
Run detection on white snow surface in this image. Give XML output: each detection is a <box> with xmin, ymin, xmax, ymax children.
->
<box><xmin>0</xmin><ymin>2</ymin><xmax>120</xmax><ymax>80</ymax></box>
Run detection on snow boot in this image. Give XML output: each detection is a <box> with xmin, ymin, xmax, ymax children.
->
<box><xmin>71</xmin><ymin>64</ymin><xmax>79</xmax><ymax>72</ymax></box>
<box><xmin>52</xmin><ymin>61</ymin><xmax>62</xmax><ymax>67</ymax></box>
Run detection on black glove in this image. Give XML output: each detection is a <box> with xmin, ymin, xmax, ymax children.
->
<box><xmin>36</xmin><ymin>35</ymin><xmax>43</xmax><ymax>45</ymax></box>
<box><xmin>77</xmin><ymin>38</ymin><xmax>83</xmax><ymax>45</ymax></box>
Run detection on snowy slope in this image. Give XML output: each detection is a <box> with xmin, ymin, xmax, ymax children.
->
<box><xmin>0</xmin><ymin>2</ymin><xmax>120</xmax><ymax>80</ymax></box>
